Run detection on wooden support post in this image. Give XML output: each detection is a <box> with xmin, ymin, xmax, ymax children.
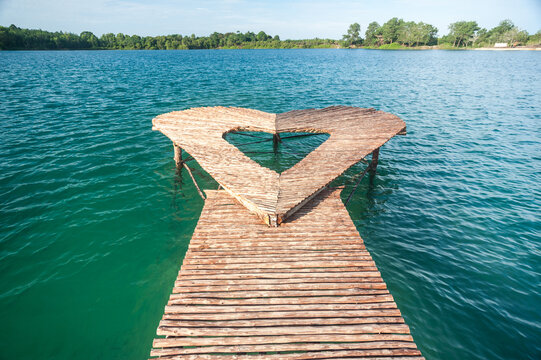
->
<box><xmin>369</xmin><ymin>148</ymin><xmax>380</xmax><ymax>172</ymax></box>
<box><xmin>173</xmin><ymin>144</ymin><xmax>182</xmax><ymax>167</ymax></box>
<box><xmin>273</xmin><ymin>133</ymin><xmax>282</xmax><ymax>145</ymax></box>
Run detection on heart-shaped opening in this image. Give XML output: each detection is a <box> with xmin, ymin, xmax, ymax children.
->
<box><xmin>224</xmin><ymin>131</ymin><xmax>330</xmax><ymax>174</ymax></box>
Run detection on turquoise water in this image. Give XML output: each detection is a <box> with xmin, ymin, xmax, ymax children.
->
<box><xmin>224</xmin><ymin>131</ymin><xmax>330</xmax><ymax>173</ymax></box>
<box><xmin>1</xmin><ymin>49</ymin><xmax>540</xmax><ymax>359</ymax></box>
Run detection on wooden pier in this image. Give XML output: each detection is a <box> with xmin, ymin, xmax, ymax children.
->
<box><xmin>150</xmin><ymin>106</ymin><xmax>423</xmax><ymax>359</ymax></box>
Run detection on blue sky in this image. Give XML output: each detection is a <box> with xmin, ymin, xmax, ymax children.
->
<box><xmin>0</xmin><ymin>0</ymin><xmax>539</xmax><ymax>38</ymax></box>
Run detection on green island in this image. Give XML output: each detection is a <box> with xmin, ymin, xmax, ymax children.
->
<box><xmin>1</xmin><ymin>18</ymin><xmax>540</xmax><ymax>50</ymax></box>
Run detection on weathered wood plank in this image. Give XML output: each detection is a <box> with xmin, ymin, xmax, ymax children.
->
<box><xmin>180</xmin><ymin>260</ymin><xmax>376</xmax><ymax>270</ymax></box>
<box><xmin>153</xmin><ymin>333</ymin><xmax>415</xmax><ymax>348</ymax></box>
<box><xmin>177</xmin><ymin>267</ymin><xmax>380</xmax><ymax>275</ymax></box>
<box><xmin>173</xmin><ymin>282</ymin><xmax>386</xmax><ymax>292</ymax></box>
<box><xmin>174</xmin><ymin>275</ymin><xmax>383</xmax><ymax>285</ymax></box>
<box><xmin>162</xmin><ymin>309</ymin><xmax>402</xmax><ymax>320</ymax></box>
<box><xmin>189</xmin><ymin>245</ymin><xmax>367</xmax><ymax>252</ymax></box>
<box><xmin>167</xmin><ymin>297</ymin><xmax>396</xmax><ymax>307</ymax></box>
<box><xmin>165</xmin><ymin>295</ymin><xmax>395</xmax><ymax>311</ymax></box>
<box><xmin>151</xmin><ymin>340</ymin><xmax>417</xmax><ymax>357</ymax></box>
<box><xmin>159</xmin><ymin>316</ymin><xmax>405</xmax><ymax>328</ymax></box>
<box><xmin>183</xmin><ymin>255</ymin><xmax>374</xmax><ymax>264</ymax></box>
<box><xmin>151</xmin><ymin>353</ymin><xmax>423</xmax><ymax>360</ymax></box>
<box><xmin>152</xmin><ymin>347</ymin><xmax>421</xmax><ymax>360</ymax></box>
<box><xmin>156</xmin><ymin>323</ymin><xmax>411</xmax><ymax>337</ymax></box>
<box><xmin>171</xmin><ymin>290</ymin><xmax>390</xmax><ymax>300</ymax></box>
<box><xmin>176</xmin><ymin>271</ymin><xmax>381</xmax><ymax>280</ymax></box>
<box><xmin>185</xmin><ymin>250</ymin><xmax>370</xmax><ymax>258</ymax></box>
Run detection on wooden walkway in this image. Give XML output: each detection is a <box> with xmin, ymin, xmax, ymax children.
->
<box><xmin>150</xmin><ymin>189</ymin><xmax>423</xmax><ymax>359</ymax></box>
<box><xmin>153</xmin><ymin>106</ymin><xmax>406</xmax><ymax>225</ymax></box>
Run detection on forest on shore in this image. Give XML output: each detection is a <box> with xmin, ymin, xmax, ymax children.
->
<box><xmin>1</xmin><ymin>18</ymin><xmax>540</xmax><ymax>50</ymax></box>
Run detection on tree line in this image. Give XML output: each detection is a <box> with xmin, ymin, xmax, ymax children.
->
<box><xmin>0</xmin><ymin>25</ymin><xmax>335</xmax><ymax>50</ymax></box>
<box><xmin>1</xmin><ymin>19</ymin><xmax>539</xmax><ymax>51</ymax></box>
<box><xmin>343</xmin><ymin>18</ymin><xmax>540</xmax><ymax>48</ymax></box>
<box><xmin>441</xmin><ymin>20</ymin><xmax>534</xmax><ymax>47</ymax></box>
<box><xmin>342</xmin><ymin>19</ymin><xmax>438</xmax><ymax>47</ymax></box>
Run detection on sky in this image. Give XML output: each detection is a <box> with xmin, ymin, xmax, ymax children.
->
<box><xmin>0</xmin><ymin>0</ymin><xmax>540</xmax><ymax>39</ymax></box>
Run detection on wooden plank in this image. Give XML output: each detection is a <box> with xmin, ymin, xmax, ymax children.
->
<box><xmin>177</xmin><ymin>267</ymin><xmax>380</xmax><ymax>275</ymax></box>
<box><xmin>189</xmin><ymin>245</ymin><xmax>367</xmax><ymax>252</ymax></box>
<box><xmin>166</xmin><ymin>296</ymin><xmax>395</xmax><ymax>312</ymax></box>
<box><xmin>151</xmin><ymin>340</ymin><xmax>417</xmax><ymax>357</ymax></box>
<box><xmin>173</xmin><ymin>276</ymin><xmax>383</xmax><ymax>286</ymax></box>
<box><xmin>167</xmin><ymin>297</ymin><xmax>396</xmax><ymax>306</ymax></box>
<box><xmin>150</xmin><ymin>353</ymin><xmax>423</xmax><ymax>360</ymax></box>
<box><xmin>182</xmin><ymin>256</ymin><xmax>374</xmax><ymax>264</ymax></box>
<box><xmin>176</xmin><ymin>271</ymin><xmax>381</xmax><ymax>280</ymax></box>
<box><xmin>180</xmin><ymin>260</ymin><xmax>376</xmax><ymax>270</ymax></box>
<box><xmin>152</xmin><ymin>346</ymin><xmax>421</xmax><ymax>360</ymax></box>
<box><xmin>162</xmin><ymin>309</ymin><xmax>402</xmax><ymax>320</ymax></box>
<box><xmin>190</xmin><ymin>232</ymin><xmax>363</xmax><ymax>239</ymax></box>
<box><xmin>159</xmin><ymin>316</ymin><xmax>405</xmax><ymax>328</ymax></box>
<box><xmin>173</xmin><ymin>282</ymin><xmax>386</xmax><ymax>292</ymax></box>
<box><xmin>153</xmin><ymin>333</ymin><xmax>415</xmax><ymax>347</ymax></box>
<box><xmin>156</xmin><ymin>323</ymin><xmax>411</xmax><ymax>337</ymax></box>
<box><xmin>165</xmin><ymin>300</ymin><xmax>396</xmax><ymax>313</ymax></box>
<box><xmin>189</xmin><ymin>239</ymin><xmax>365</xmax><ymax>247</ymax></box>
<box><xmin>170</xmin><ymin>289</ymin><xmax>390</xmax><ymax>299</ymax></box>
<box><xmin>185</xmin><ymin>250</ymin><xmax>370</xmax><ymax>257</ymax></box>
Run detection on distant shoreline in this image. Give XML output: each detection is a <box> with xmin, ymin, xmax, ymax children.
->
<box><xmin>2</xmin><ymin>47</ymin><xmax>540</xmax><ymax>51</ymax></box>
<box><xmin>3</xmin><ymin>21</ymin><xmax>540</xmax><ymax>51</ymax></box>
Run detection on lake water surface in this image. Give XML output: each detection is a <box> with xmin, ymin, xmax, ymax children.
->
<box><xmin>1</xmin><ymin>49</ymin><xmax>540</xmax><ymax>359</ymax></box>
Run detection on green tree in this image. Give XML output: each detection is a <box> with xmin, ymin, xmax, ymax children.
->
<box><xmin>381</xmin><ymin>17</ymin><xmax>404</xmax><ymax>44</ymax></box>
<box><xmin>484</xmin><ymin>20</ymin><xmax>529</xmax><ymax>46</ymax></box>
<box><xmin>491</xmin><ymin>20</ymin><xmax>515</xmax><ymax>35</ymax></box>
<box><xmin>397</xmin><ymin>21</ymin><xmax>415</xmax><ymax>46</ymax></box>
<box><xmin>115</xmin><ymin>33</ymin><xmax>126</xmax><ymax>48</ymax></box>
<box><xmin>99</xmin><ymin>33</ymin><xmax>115</xmax><ymax>48</ymax></box>
<box><xmin>527</xmin><ymin>30</ymin><xmax>541</xmax><ymax>45</ymax></box>
<box><xmin>473</xmin><ymin>28</ymin><xmax>488</xmax><ymax>46</ymax></box>
<box><xmin>342</xmin><ymin>22</ymin><xmax>361</xmax><ymax>46</ymax></box>
<box><xmin>447</xmin><ymin>21</ymin><xmax>480</xmax><ymax>47</ymax></box>
<box><xmin>364</xmin><ymin>21</ymin><xmax>381</xmax><ymax>46</ymax></box>
<box><xmin>256</xmin><ymin>31</ymin><xmax>270</xmax><ymax>41</ymax></box>
<box><xmin>419</xmin><ymin>22</ymin><xmax>438</xmax><ymax>46</ymax></box>
<box><xmin>502</xmin><ymin>28</ymin><xmax>529</xmax><ymax>45</ymax></box>
<box><xmin>79</xmin><ymin>31</ymin><xmax>99</xmax><ymax>48</ymax></box>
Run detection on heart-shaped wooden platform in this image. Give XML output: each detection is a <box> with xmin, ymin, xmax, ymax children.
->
<box><xmin>153</xmin><ymin>106</ymin><xmax>405</xmax><ymax>225</ymax></box>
